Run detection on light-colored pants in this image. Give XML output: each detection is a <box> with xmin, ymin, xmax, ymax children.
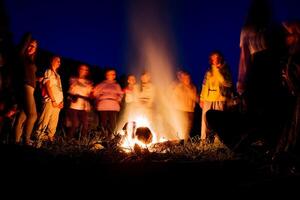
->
<box><xmin>201</xmin><ymin>101</ymin><xmax>225</xmax><ymax>140</ymax></box>
<box><xmin>36</xmin><ymin>101</ymin><xmax>61</xmax><ymax>139</ymax></box>
<box><xmin>14</xmin><ymin>85</ymin><xmax>37</xmax><ymax>143</ymax></box>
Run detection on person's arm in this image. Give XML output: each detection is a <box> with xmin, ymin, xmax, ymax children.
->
<box><xmin>92</xmin><ymin>84</ymin><xmax>101</xmax><ymax>99</ymax></box>
<box><xmin>199</xmin><ymin>72</ymin><xmax>209</xmax><ymax>108</ymax></box>
<box><xmin>116</xmin><ymin>84</ymin><xmax>124</xmax><ymax>102</ymax></box>
<box><xmin>237</xmin><ymin>30</ymin><xmax>250</xmax><ymax>95</ymax></box>
<box><xmin>45</xmin><ymin>80</ymin><xmax>58</xmax><ymax>107</ymax></box>
<box><xmin>219</xmin><ymin>66</ymin><xmax>233</xmax><ymax>88</ymax></box>
<box><xmin>186</xmin><ymin>84</ymin><xmax>197</xmax><ymax>103</ymax></box>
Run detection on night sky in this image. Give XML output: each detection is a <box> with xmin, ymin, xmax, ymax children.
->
<box><xmin>4</xmin><ymin>0</ymin><xmax>300</xmax><ymax>88</ymax></box>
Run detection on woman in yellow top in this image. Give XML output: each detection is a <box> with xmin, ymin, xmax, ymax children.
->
<box><xmin>200</xmin><ymin>51</ymin><xmax>233</xmax><ymax>143</ymax></box>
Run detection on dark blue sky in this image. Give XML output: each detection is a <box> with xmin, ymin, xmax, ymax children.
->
<box><xmin>4</xmin><ymin>0</ymin><xmax>300</xmax><ymax>88</ymax></box>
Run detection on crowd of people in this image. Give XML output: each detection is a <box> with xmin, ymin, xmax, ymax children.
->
<box><xmin>0</xmin><ymin>0</ymin><xmax>299</xmax><ymax>171</ymax></box>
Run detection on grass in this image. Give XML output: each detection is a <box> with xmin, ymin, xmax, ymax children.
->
<box><xmin>34</xmin><ymin>127</ymin><xmax>236</xmax><ymax>164</ymax></box>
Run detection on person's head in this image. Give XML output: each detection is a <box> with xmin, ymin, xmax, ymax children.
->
<box><xmin>283</xmin><ymin>21</ymin><xmax>300</xmax><ymax>46</ymax></box>
<box><xmin>180</xmin><ymin>71</ymin><xmax>191</xmax><ymax>86</ymax></box>
<box><xmin>176</xmin><ymin>70</ymin><xmax>184</xmax><ymax>82</ymax></box>
<box><xmin>78</xmin><ymin>64</ymin><xmax>89</xmax><ymax>79</ymax></box>
<box><xmin>105</xmin><ymin>68</ymin><xmax>116</xmax><ymax>81</ymax></box>
<box><xmin>141</xmin><ymin>72</ymin><xmax>151</xmax><ymax>84</ymax></box>
<box><xmin>244</xmin><ymin>0</ymin><xmax>272</xmax><ymax>30</ymax></box>
<box><xmin>26</xmin><ymin>39</ymin><xmax>38</xmax><ymax>57</ymax></box>
<box><xmin>127</xmin><ymin>74</ymin><xmax>136</xmax><ymax>85</ymax></box>
<box><xmin>50</xmin><ymin>56</ymin><xmax>61</xmax><ymax>71</ymax></box>
<box><xmin>286</xmin><ymin>33</ymin><xmax>298</xmax><ymax>46</ymax></box>
<box><xmin>209</xmin><ymin>51</ymin><xmax>225</xmax><ymax>67</ymax></box>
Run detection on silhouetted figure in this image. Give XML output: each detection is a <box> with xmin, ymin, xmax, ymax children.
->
<box><xmin>207</xmin><ymin>0</ymin><xmax>284</xmax><ymax>151</ymax></box>
<box><xmin>273</xmin><ymin>21</ymin><xmax>300</xmax><ymax>171</ymax></box>
<box><xmin>0</xmin><ymin>29</ymin><xmax>15</xmax><ymax>143</ymax></box>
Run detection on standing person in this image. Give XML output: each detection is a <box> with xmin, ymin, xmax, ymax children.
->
<box><xmin>123</xmin><ymin>74</ymin><xmax>139</xmax><ymax>114</ymax></box>
<box><xmin>172</xmin><ymin>70</ymin><xmax>197</xmax><ymax>142</ymax></box>
<box><xmin>138</xmin><ymin>72</ymin><xmax>155</xmax><ymax>122</ymax></box>
<box><xmin>119</xmin><ymin>74</ymin><xmax>139</xmax><ymax>126</ymax></box>
<box><xmin>93</xmin><ymin>68</ymin><xmax>123</xmax><ymax>139</ymax></box>
<box><xmin>237</xmin><ymin>0</ymin><xmax>272</xmax><ymax>99</ymax></box>
<box><xmin>200</xmin><ymin>51</ymin><xmax>233</xmax><ymax>144</ymax></box>
<box><xmin>206</xmin><ymin>0</ymin><xmax>284</xmax><ymax>151</ymax></box>
<box><xmin>237</xmin><ymin>0</ymin><xmax>283</xmax><ymax>147</ymax></box>
<box><xmin>274</xmin><ymin>21</ymin><xmax>300</xmax><ymax>168</ymax></box>
<box><xmin>13</xmin><ymin>33</ymin><xmax>38</xmax><ymax>145</ymax></box>
<box><xmin>35</xmin><ymin>56</ymin><xmax>63</xmax><ymax>146</ymax></box>
<box><xmin>66</xmin><ymin>64</ymin><xmax>93</xmax><ymax>140</ymax></box>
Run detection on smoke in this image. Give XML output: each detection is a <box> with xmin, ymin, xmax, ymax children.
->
<box><xmin>123</xmin><ymin>0</ymin><xmax>185</xmax><ymax>140</ymax></box>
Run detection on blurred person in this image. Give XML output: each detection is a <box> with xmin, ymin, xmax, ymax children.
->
<box><xmin>66</xmin><ymin>64</ymin><xmax>93</xmax><ymax>140</ymax></box>
<box><xmin>237</xmin><ymin>0</ymin><xmax>284</xmax><ymax>148</ymax></box>
<box><xmin>93</xmin><ymin>68</ymin><xmax>123</xmax><ymax>139</ymax></box>
<box><xmin>123</xmin><ymin>74</ymin><xmax>139</xmax><ymax>111</ymax></box>
<box><xmin>172</xmin><ymin>70</ymin><xmax>197</xmax><ymax>142</ymax></box>
<box><xmin>206</xmin><ymin>0</ymin><xmax>284</xmax><ymax>151</ymax></box>
<box><xmin>118</xmin><ymin>74</ymin><xmax>139</xmax><ymax>129</ymax></box>
<box><xmin>137</xmin><ymin>72</ymin><xmax>155</xmax><ymax>121</ymax></box>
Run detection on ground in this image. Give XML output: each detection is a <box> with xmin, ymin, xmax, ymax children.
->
<box><xmin>1</xmin><ymin>138</ymin><xmax>300</xmax><ymax>195</ymax></box>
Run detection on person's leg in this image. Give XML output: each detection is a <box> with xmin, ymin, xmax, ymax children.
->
<box><xmin>109</xmin><ymin>111</ymin><xmax>118</xmax><ymax>134</ymax></box>
<box><xmin>100</xmin><ymin>111</ymin><xmax>109</xmax><ymax>138</ymax></box>
<box><xmin>79</xmin><ymin>110</ymin><xmax>89</xmax><ymax>139</ymax></box>
<box><xmin>14</xmin><ymin>110</ymin><xmax>26</xmax><ymax>143</ymax></box>
<box><xmin>67</xmin><ymin>109</ymin><xmax>79</xmax><ymax>139</ymax></box>
<box><xmin>35</xmin><ymin>102</ymin><xmax>52</xmax><ymax>139</ymax></box>
<box><xmin>47</xmin><ymin>107</ymin><xmax>61</xmax><ymax>141</ymax></box>
<box><xmin>201</xmin><ymin>101</ymin><xmax>211</xmax><ymax>141</ymax></box>
<box><xmin>23</xmin><ymin>85</ymin><xmax>37</xmax><ymax>144</ymax></box>
<box><xmin>186</xmin><ymin>111</ymin><xmax>194</xmax><ymax>141</ymax></box>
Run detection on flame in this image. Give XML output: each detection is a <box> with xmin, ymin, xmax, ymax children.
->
<box><xmin>120</xmin><ymin>115</ymin><xmax>164</xmax><ymax>152</ymax></box>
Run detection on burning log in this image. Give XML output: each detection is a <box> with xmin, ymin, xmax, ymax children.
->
<box><xmin>135</xmin><ymin>127</ymin><xmax>153</xmax><ymax>144</ymax></box>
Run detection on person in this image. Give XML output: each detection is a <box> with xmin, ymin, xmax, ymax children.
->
<box><xmin>93</xmin><ymin>68</ymin><xmax>123</xmax><ymax>139</ymax></box>
<box><xmin>199</xmin><ymin>51</ymin><xmax>233</xmax><ymax>144</ymax></box>
<box><xmin>123</xmin><ymin>74</ymin><xmax>139</xmax><ymax>113</ymax></box>
<box><xmin>66</xmin><ymin>64</ymin><xmax>93</xmax><ymax>140</ymax></box>
<box><xmin>237</xmin><ymin>0</ymin><xmax>272</xmax><ymax>100</ymax></box>
<box><xmin>0</xmin><ymin>33</ymin><xmax>15</xmax><ymax>143</ymax></box>
<box><xmin>118</xmin><ymin>74</ymin><xmax>139</xmax><ymax>129</ymax></box>
<box><xmin>273</xmin><ymin>21</ymin><xmax>300</xmax><ymax>171</ymax></box>
<box><xmin>13</xmin><ymin>33</ymin><xmax>38</xmax><ymax>145</ymax></box>
<box><xmin>137</xmin><ymin>72</ymin><xmax>155</xmax><ymax>122</ymax></box>
<box><xmin>35</xmin><ymin>56</ymin><xmax>63</xmax><ymax>146</ymax></box>
<box><xmin>237</xmin><ymin>0</ymin><xmax>285</xmax><ymax>148</ymax></box>
<box><xmin>206</xmin><ymin>0</ymin><xmax>284</xmax><ymax>151</ymax></box>
<box><xmin>172</xmin><ymin>70</ymin><xmax>197</xmax><ymax>142</ymax></box>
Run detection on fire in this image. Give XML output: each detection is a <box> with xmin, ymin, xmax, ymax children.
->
<box><xmin>119</xmin><ymin>115</ymin><xmax>166</xmax><ymax>152</ymax></box>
